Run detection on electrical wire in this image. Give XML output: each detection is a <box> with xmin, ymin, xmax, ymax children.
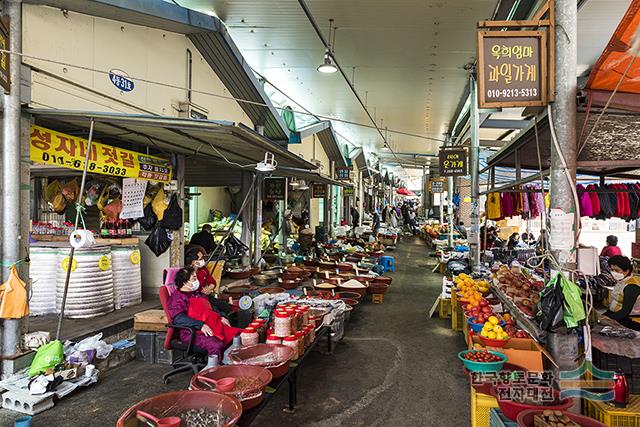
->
<box><xmin>547</xmin><ymin>103</ymin><xmax>582</xmax><ymax>247</ymax></box>
<box><xmin>7</xmin><ymin>48</ymin><xmax>445</xmax><ymax>147</ymax></box>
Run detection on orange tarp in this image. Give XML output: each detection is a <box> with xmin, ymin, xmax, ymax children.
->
<box><xmin>586</xmin><ymin>0</ymin><xmax>640</xmax><ymax>94</ymax></box>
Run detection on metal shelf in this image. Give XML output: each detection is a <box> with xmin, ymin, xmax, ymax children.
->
<box><xmin>491</xmin><ymin>282</ymin><xmax>542</xmax><ymax>341</ymax></box>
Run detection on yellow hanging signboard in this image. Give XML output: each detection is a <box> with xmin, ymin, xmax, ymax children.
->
<box><xmin>30</xmin><ymin>125</ymin><xmax>172</xmax><ymax>183</ymax></box>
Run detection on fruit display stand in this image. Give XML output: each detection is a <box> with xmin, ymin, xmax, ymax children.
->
<box><xmin>439</xmin><ymin>276</ymin><xmax>453</xmax><ymax>319</ymax></box>
<box><xmin>470</xmin><ymin>386</ymin><xmax>500</xmax><ymax>427</ymax></box>
<box><xmin>490</xmin><ymin>283</ymin><xmax>542</xmax><ymax>342</ymax></box>
<box><xmin>451</xmin><ymin>289</ymin><xmax>464</xmax><ymax>331</ymax></box>
<box><xmin>468</xmin><ymin>334</ymin><xmax>545</xmax><ymax>372</ymax></box>
<box><xmin>582</xmin><ymin>394</ymin><xmax>640</xmax><ymax>427</ymax></box>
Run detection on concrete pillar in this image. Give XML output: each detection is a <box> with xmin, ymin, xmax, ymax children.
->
<box><xmin>469</xmin><ymin>76</ymin><xmax>481</xmax><ymax>271</ymax></box>
<box><xmin>548</xmin><ymin>0</ymin><xmax>580</xmax><ymax>375</ymax></box>
<box><xmin>2</xmin><ymin>0</ymin><xmax>22</xmax><ymax>358</ymax></box>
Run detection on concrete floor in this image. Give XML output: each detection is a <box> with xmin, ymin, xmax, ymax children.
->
<box><xmin>0</xmin><ymin>237</ymin><xmax>470</xmax><ymax>426</ymax></box>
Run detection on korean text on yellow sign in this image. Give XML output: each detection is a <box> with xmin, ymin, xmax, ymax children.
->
<box><xmin>30</xmin><ymin>125</ymin><xmax>172</xmax><ymax>183</ymax></box>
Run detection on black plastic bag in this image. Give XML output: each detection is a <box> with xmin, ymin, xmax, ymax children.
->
<box><xmin>145</xmin><ymin>227</ymin><xmax>172</xmax><ymax>257</ymax></box>
<box><xmin>537</xmin><ymin>278</ymin><xmax>565</xmax><ymax>332</ymax></box>
<box><xmin>137</xmin><ymin>203</ymin><xmax>157</xmax><ymax>231</ymax></box>
<box><xmin>158</xmin><ymin>194</ymin><xmax>183</xmax><ymax>230</ymax></box>
<box><xmin>224</xmin><ymin>235</ymin><xmax>249</xmax><ymax>259</ymax></box>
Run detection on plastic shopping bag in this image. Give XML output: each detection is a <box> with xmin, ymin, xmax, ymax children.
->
<box><xmin>158</xmin><ymin>194</ymin><xmax>183</xmax><ymax>230</ymax></box>
<box><xmin>137</xmin><ymin>203</ymin><xmax>158</xmax><ymax>231</ymax></box>
<box><xmin>152</xmin><ymin>188</ymin><xmax>169</xmax><ymax>221</ymax></box>
<box><xmin>145</xmin><ymin>226</ymin><xmax>172</xmax><ymax>256</ymax></box>
<box><xmin>61</xmin><ymin>179</ymin><xmax>79</xmax><ymax>202</ymax></box>
<box><xmin>0</xmin><ymin>265</ymin><xmax>29</xmax><ymax>319</ymax></box>
<box><xmin>560</xmin><ymin>274</ymin><xmax>586</xmax><ymax>328</ymax></box>
<box><xmin>29</xmin><ymin>340</ymin><xmax>64</xmax><ymax>377</ymax></box>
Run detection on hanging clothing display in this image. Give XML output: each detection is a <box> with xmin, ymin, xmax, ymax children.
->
<box><xmin>484</xmin><ymin>185</ymin><xmax>547</xmax><ymax>220</ymax></box>
<box><xmin>486</xmin><ymin>192</ymin><xmax>502</xmax><ymax>220</ymax></box>
<box><xmin>577</xmin><ymin>183</ymin><xmax>640</xmax><ymax>221</ymax></box>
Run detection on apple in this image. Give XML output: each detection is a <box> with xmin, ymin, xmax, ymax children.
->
<box><xmin>479</xmin><ymin>300</ymin><xmax>488</xmax><ymax>307</ymax></box>
<box><xmin>481</xmin><ymin>306</ymin><xmax>492</xmax><ymax>314</ymax></box>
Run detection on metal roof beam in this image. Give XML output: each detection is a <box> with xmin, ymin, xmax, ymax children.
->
<box><xmin>481</xmin><ymin>119</ymin><xmax>530</xmax><ymax>129</ymax></box>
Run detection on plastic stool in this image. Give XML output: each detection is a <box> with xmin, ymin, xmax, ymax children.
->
<box><xmin>379</xmin><ymin>256</ymin><xmax>395</xmax><ymax>272</ymax></box>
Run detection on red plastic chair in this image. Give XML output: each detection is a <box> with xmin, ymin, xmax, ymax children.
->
<box><xmin>159</xmin><ymin>285</ymin><xmax>208</xmax><ymax>384</ymax></box>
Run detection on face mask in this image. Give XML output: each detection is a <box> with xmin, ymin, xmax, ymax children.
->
<box><xmin>185</xmin><ymin>279</ymin><xmax>200</xmax><ymax>291</ymax></box>
<box><xmin>196</xmin><ymin>260</ymin><xmax>205</xmax><ymax>268</ymax></box>
<box><xmin>611</xmin><ymin>271</ymin><xmax>625</xmax><ymax>281</ymax></box>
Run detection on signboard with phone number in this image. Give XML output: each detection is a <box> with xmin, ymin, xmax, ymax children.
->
<box><xmin>477</xmin><ymin>30</ymin><xmax>548</xmax><ymax>108</ymax></box>
<box><xmin>30</xmin><ymin>125</ymin><xmax>172</xmax><ymax>183</ymax></box>
<box><xmin>438</xmin><ymin>149</ymin><xmax>468</xmax><ymax>177</ymax></box>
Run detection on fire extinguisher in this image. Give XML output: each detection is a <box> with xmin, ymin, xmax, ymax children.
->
<box><xmin>612</xmin><ymin>370</ymin><xmax>629</xmax><ymax>408</ymax></box>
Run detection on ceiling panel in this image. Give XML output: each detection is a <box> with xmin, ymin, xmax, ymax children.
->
<box><xmin>176</xmin><ymin>0</ymin><xmax>496</xmax><ymax>158</ymax></box>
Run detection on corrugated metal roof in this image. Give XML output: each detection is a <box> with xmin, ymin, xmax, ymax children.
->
<box><xmin>25</xmin><ymin>0</ymin><xmax>290</xmax><ymax>142</ymax></box>
<box><xmin>28</xmin><ymin>109</ymin><xmax>317</xmax><ymax>173</ymax></box>
<box><xmin>485</xmin><ymin>110</ymin><xmax>640</xmax><ymax>177</ymax></box>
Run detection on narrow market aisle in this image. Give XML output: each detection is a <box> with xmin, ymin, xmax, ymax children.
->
<box><xmin>0</xmin><ymin>237</ymin><xmax>470</xmax><ymax>426</ymax></box>
<box><xmin>255</xmin><ymin>236</ymin><xmax>470</xmax><ymax>426</ymax></box>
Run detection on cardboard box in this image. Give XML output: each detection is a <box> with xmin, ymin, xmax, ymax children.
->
<box><xmin>134</xmin><ymin>310</ymin><xmax>167</xmax><ymax>332</ymax></box>
<box><xmin>469</xmin><ymin>335</ymin><xmax>544</xmax><ymax>371</ymax></box>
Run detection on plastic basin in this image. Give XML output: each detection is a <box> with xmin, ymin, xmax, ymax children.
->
<box><xmin>516</xmin><ymin>409</ymin><xmax>606</xmax><ymax>427</ymax></box>
<box><xmin>116</xmin><ymin>390</ymin><xmax>242</xmax><ymax>427</ymax></box>
<box><xmin>336</xmin><ymin>291</ymin><xmax>362</xmax><ymax>300</ymax></box>
<box><xmin>467</xmin><ymin>317</ymin><xmax>504</xmax><ymax>333</ymax></box>
<box><xmin>479</xmin><ymin>335</ymin><xmax>510</xmax><ymax>348</ymax></box>
<box><xmin>340</xmin><ymin>297</ymin><xmax>359</xmax><ymax>307</ymax></box>
<box><xmin>368</xmin><ymin>282</ymin><xmax>389</xmax><ymax>295</ymax></box>
<box><xmin>458</xmin><ymin>350</ymin><xmax>507</xmax><ymax>373</ymax></box>
<box><xmin>228</xmin><ymin>344</ymin><xmax>296</xmax><ymax>379</ymax></box>
<box><xmin>190</xmin><ymin>365</ymin><xmax>272</xmax><ymax>411</ymax></box>
<box><xmin>491</xmin><ymin>386</ymin><xmax>572</xmax><ymax>421</ymax></box>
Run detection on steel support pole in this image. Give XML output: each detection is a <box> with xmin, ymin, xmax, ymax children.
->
<box><xmin>2</xmin><ymin>0</ymin><xmax>22</xmax><ymax>358</ymax></box>
<box><xmin>447</xmin><ymin>176</ymin><xmax>454</xmax><ymax>246</ymax></box>
<box><xmin>548</xmin><ymin>0</ymin><xmax>580</xmax><ymax>377</ymax></box>
<box><xmin>357</xmin><ymin>171</ymin><xmax>364</xmax><ymax>226</ymax></box>
<box><xmin>253</xmin><ymin>174</ymin><xmax>263</xmax><ymax>265</ymax></box>
<box><xmin>279</xmin><ymin>178</ymin><xmax>288</xmax><ymax>253</ymax></box>
<box><xmin>469</xmin><ymin>76</ymin><xmax>481</xmax><ymax>271</ymax></box>
<box><xmin>240</xmin><ymin>172</ymin><xmax>254</xmax><ymax>266</ymax></box>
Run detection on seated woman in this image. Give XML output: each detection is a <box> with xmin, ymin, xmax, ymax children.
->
<box><xmin>185</xmin><ymin>248</ymin><xmax>234</xmax><ymax>319</ymax></box>
<box><xmin>603</xmin><ymin>255</ymin><xmax>640</xmax><ymax>331</ymax></box>
<box><xmin>167</xmin><ymin>267</ymin><xmax>242</xmax><ymax>358</ymax></box>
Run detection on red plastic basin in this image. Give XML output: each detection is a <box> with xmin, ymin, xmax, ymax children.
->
<box><xmin>516</xmin><ymin>409</ymin><xmax>606</xmax><ymax>427</ymax></box>
<box><xmin>491</xmin><ymin>386</ymin><xmax>572</xmax><ymax>421</ymax></box>
<box><xmin>228</xmin><ymin>344</ymin><xmax>296</xmax><ymax>379</ymax></box>
<box><xmin>117</xmin><ymin>390</ymin><xmax>242</xmax><ymax>427</ymax></box>
<box><xmin>190</xmin><ymin>365</ymin><xmax>272</xmax><ymax>411</ymax></box>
